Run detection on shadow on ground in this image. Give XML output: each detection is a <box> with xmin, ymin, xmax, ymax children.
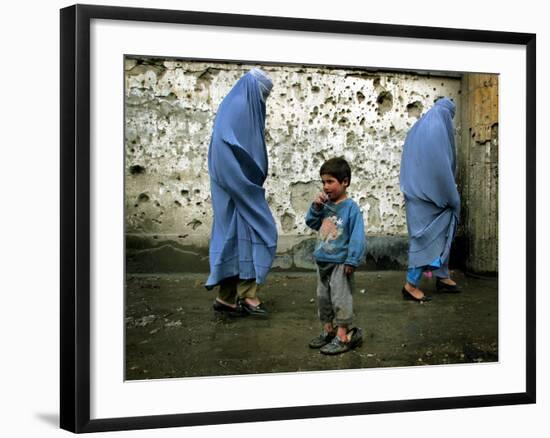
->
<box><xmin>125</xmin><ymin>271</ymin><xmax>497</xmax><ymax>380</ymax></box>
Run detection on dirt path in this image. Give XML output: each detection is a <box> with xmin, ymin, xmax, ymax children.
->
<box><xmin>125</xmin><ymin>270</ymin><xmax>497</xmax><ymax>380</ymax></box>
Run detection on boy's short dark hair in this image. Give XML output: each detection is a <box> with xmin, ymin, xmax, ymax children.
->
<box><xmin>320</xmin><ymin>157</ymin><xmax>351</xmax><ymax>185</ymax></box>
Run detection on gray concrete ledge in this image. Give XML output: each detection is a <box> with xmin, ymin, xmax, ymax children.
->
<box><xmin>126</xmin><ymin>234</ymin><xmax>411</xmax><ymax>273</ymax></box>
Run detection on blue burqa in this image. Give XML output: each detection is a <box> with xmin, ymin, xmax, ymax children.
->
<box><xmin>205</xmin><ymin>70</ymin><xmax>277</xmax><ymax>288</ymax></box>
<box><xmin>399</xmin><ymin>98</ymin><xmax>460</xmax><ymax>269</ymax></box>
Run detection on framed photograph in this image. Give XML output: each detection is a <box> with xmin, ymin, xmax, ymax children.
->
<box><xmin>60</xmin><ymin>4</ymin><xmax>536</xmax><ymax>433</ymax></box>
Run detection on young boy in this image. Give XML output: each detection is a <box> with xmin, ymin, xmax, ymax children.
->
<box><xmin>305</xmin><ymin>157</ymin><xmax>366</xmax><ymax>355</ymax></box>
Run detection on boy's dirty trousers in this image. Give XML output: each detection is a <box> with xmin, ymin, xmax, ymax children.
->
<box><xmin>217</xmin><ymin>276</ymin><xmax>258</xmax><ymax>302</ymax></box>
<box><xmin>316</xmin><ymin>262</ymin><xmax>354</xmax><ymax>326</ymax></box>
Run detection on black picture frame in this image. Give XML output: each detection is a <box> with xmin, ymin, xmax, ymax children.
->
<box><xmin>60</xmin><ymin>3</ymin><xmax>536</xmax><ymax>433</ymax></box>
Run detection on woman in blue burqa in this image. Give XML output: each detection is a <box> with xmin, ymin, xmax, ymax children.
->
<box><xmin>399</xmin><ymin>97</ymin><xmax>461</xmax><ymax>302</ymax></box>
<box><xmin>205</xmin><ymin>68</ymin><xmax>277</xmax><ymax>318</ymax></box>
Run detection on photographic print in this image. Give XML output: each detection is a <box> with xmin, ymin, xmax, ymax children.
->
<box><xmin>61</xmin><ymin>4</ymin><xmax>535</xmax><ymax>432</ymax></box>
<box><xmin>124</xmin><ymin>57</ymin><xmax>499</xmax><ymax>380</ymax></box>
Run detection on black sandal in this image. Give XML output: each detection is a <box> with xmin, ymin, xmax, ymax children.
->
<box><xmin>436</xmin><ymin>278</ymin><xmax>461</xmax><ymax>293</ymax></box>
<box><xmin>238</xmin><ymin>299</ymin><xmax>269</xmax><ymax>318</ymax></box>
<box><xmin>401</xmin><ymin>287</ymin><xmax>432</xmax><ymax>302</ymax></box>
<box><xmin>212</xmin><ymin>299</ymin><xmax>247</xmax><ymax>317</ymax></box>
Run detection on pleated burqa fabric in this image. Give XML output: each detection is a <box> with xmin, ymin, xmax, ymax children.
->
<box><xmin>205</xmin><ymin>71</ymin><xmax>277</xmax><ymax>288</ymax></box>
<box><xmin>399</xmin><ymin>98</ymin><xmax>460</xmax><ymax>269</ymax></box>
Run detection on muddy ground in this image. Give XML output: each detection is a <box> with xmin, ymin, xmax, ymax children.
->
<box><xmin>125</xmin><ymin>270</ymin><xmax>497</xmax><ymax>380</ymax></box>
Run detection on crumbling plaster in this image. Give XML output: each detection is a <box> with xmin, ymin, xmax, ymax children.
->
<box><xmin>125</xmin><ymin>58</ymin><xmax>462</xmax><ymax>269</ymax></box>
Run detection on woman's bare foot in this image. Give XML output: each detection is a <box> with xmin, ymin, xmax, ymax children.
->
<box><xmin>215</xmin><ymin>298</ymin><xmax>237</xmax><ymax>309</ymax></box>
<box><xmin>404</xmin><ymin>282</ymin><xmax>427</xmax><ymax>299</ymax></box>
<box><xmin>438</xmin><ymin>278</ymin><xmax>456</xmax><ymax>286</ymax></box>
<box><xmin>244</xmin><ymin>297</ymin><xmax>261</xmax><ymax>307</ymax></box>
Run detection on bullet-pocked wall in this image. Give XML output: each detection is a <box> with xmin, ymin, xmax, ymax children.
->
<box><xmin>125</xmin><ymin>57</ymin><xmax>462</xmax><ymax>273</ymax></box>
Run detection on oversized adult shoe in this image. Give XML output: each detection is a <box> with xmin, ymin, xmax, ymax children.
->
<box><xmin>320</xmin><ymin>327</ymin><xmax>363</xmax><ymax>355</ymax></box>
<box><xmin>308</xmin><ymin>331</ymin><xmax>336</xmax><ymax>349</ymax></box>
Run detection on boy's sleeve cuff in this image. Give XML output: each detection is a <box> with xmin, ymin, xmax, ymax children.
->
<box><xmin>309</xmin><ymin>203</ymin><xmax>323</xmax><ymax>215</ymax></box>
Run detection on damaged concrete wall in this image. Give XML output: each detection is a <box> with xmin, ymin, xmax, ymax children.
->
<box><xmin>125</xmin><ymin>57</ymin><xmax>462</xmax><ymax>272</ymax></box>
<box><xmin>456</xmin><ymin>74</ymin><xmax>499</xmax><ymax>274</ymax></box>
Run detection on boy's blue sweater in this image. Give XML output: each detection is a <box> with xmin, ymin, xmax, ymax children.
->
<box><xmin>305</xmin><ymin>198</ymin><xmax>366</xmax><ymax>267</ymax></box>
